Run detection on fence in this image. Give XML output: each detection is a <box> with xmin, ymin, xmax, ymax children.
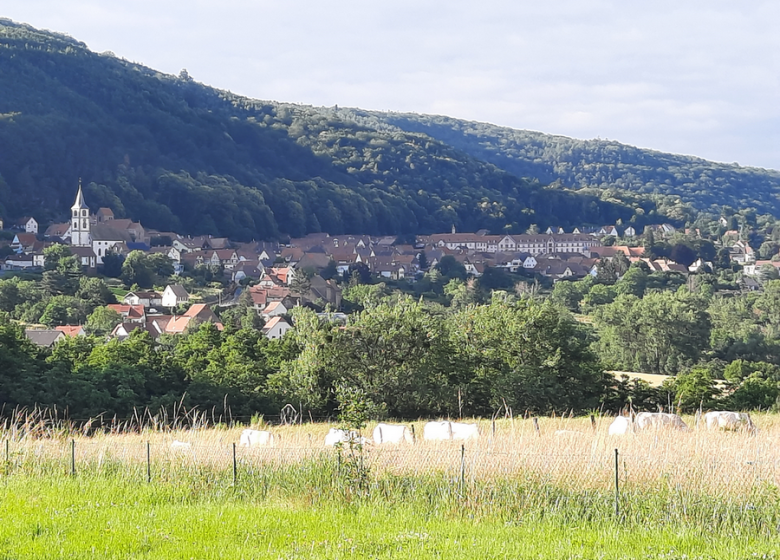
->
<box><xmin>3</xmin><ymin>435</ymin><xmax>777</xmax><ymax>499</ymax></box>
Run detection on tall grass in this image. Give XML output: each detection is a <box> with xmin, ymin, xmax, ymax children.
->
<box><xmin>2</xmin><ymin>410</ymin><xmax>779</xmax><ymax>538</ymax></box>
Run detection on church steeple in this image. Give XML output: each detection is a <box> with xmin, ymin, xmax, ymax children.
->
<box><xmin>72</xmin><ymin>179</ymin><xmax>88</xmax><ymax>211</ymax></box>
<box><xmin>70</xmin><ymin>180</ymin><xmax>91</xmax><ymax>247</ymax></box>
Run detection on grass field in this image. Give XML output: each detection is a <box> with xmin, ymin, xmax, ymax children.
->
<box><xmin>1</xmin><ymin>413</ymin><xmax>779</xmax><ymax>558</ymax></box>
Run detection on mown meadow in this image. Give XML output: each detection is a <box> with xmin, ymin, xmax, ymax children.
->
<box><xmin>1</xmin><ymin>414</ymin><xmax>779</xmax><ymax>559</ymax></box>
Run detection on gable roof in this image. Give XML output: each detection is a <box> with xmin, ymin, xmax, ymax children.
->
<box><xmin>25</xmin><ymin>329</ymin><xmax>64</xmax><ymax>347</ymax></box>
<box><xmin>261</xmin><ymin>316</ymin><xmax>290</xmax><ymax>333</ymax></box>
<box><xmin>55</xmin><ymin>325</ymin><xmax>85</xmax><ymax>337</ymax></box>
<box><xmin>165</xmin><ymin>284</ymin><xmax>189</xmax><ymax>298</ymax></box>
<box><xmin>92</xmin><ymin>223</ymin><xmax>133</xmax><ymax>242</ymax></box>
<box><xmin>107</xmin><ymin>304</ymin><xmax>145</xmax><ymax>319</ymax></box>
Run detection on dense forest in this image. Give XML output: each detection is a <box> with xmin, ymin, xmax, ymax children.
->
<box><xmin>0</xmin><ymin>19</ymin><xmax>645</xmax><ymax>241</ymax></box>
<box><xmin>332</xmin><ymin>109</ymin><xmax>780</xmax><ymax>217</ymax></box>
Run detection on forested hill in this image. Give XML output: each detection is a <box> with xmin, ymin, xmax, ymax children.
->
<box><xmin>330</xmin><ymin>109</ymin><xmax>780</xmax><ymax>217</ymax></box>
<box><xmin>0</xmin><ymin>20</ymin><xmax>645</xmax><ymax>241</ymax></box>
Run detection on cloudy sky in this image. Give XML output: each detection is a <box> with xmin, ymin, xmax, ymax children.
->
<box><xmin>4</xmin><ymin>1</ymin><xmax>779</xmax><ymax>170</ymax></box>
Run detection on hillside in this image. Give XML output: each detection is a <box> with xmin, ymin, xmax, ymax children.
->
<box><xmin>0</xmin><ymin>19</ymin><xmax>644</xmax><ymax>241</ymax></box>
<box><xmin>330</xmin><ymin>110</ymin><xmax>780</xmax><ymax>217</ymax></box>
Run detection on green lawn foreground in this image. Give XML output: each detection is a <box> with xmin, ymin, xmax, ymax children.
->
<box><xmin>0</xmin><ymin>477</ymin><xmax>776</xmax><ymax>560</ymax></box>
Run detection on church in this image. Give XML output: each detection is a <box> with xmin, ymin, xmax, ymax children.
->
<box><xmin>56</xmin><ymin>184</ymin><xmax>146</xmax><ymax>266</ymax></box>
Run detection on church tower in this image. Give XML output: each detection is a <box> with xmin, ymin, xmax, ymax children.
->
<box><xmin>70</xmin><ymin>181</ymin><xmax>91</xmax><ymax>247</ymax></box>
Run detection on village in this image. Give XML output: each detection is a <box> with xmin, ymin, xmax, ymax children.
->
<box><xmin>0</xmin><ymin>185</ymin><xmax>771</xmax><ymax>347</ymax></box>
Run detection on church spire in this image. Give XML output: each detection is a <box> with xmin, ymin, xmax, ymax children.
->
<box><xmin>72</xmin><ymin>179</ymin><xmax>88</xmax><ymax>210</ymax></box>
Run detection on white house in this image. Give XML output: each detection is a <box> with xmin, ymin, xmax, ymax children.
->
<box><xmin>123</xmin><ymin>291</ymin><xmax>163</xmax><ymax>308</ymax></box>
<box><xmin>261</xmin><ymin>317</ymin><xmax>292</xmax><ymax>340</ymax></box>
<box><xmin>15</xmin><ymin>216</ymin><xmax>38</xmax><ymax>234</ymax></box>
<box><xmin>162</xmin><ymin>285</ymin><xmax>190</xmax><ymax>308</ymax></box>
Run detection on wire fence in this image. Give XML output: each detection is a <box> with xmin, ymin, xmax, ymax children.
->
<box><xmin>3</xmin><ymin>437</ymin><xmax>778</xmax><ymax>498</ymax></box>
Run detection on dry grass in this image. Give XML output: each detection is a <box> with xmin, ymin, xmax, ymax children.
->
<box><xmin>3</xmin><ymin>410</ymin><xmax>778</xmax><ymax>497</ymax></box>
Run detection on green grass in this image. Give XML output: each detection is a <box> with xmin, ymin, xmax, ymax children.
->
<box><xmin>108</xmin><ymin>287</ymin><xmax>128</xmax><ymax>298</ymax></box>
<box><xmin>0</xmin><ymin>461</ymin><xmax>779</xmax><ymax>559</ymax></box>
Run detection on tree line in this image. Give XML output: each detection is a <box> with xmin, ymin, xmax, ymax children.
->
<box><xmin>0</xmin><ymin>19</ymin><xmax>661</xmax><ymax>240</ymax></box>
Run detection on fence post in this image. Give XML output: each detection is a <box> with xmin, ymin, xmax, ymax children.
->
<box><xmin>232</xmin><ymin>442</ymin><xmax>237</xmax><ymax>486</ymax></box>
<box><xmin>590</xmin><ymin>414</ymin><xmax>596</xmax><ymax>433</ymax></box>
<box><xmin>459</xmin><ymin>444</ymin><xmax>465</xmax><ymax>493</ymax></box>
<box><xmin>146</xmin><ymin>441</ymin><xmax>151</xmax><ymax>483</ymax></box>
<box><xmin>5</xmin><ymin>439</ymin><xmax>9</xmax><ymax>474</ymax></box>
<box><xmin>410</xmin><ymin>424</ymin><xmax>416</xmax><ymax>443</ymax></box>
<box><xmin>533</xmin><ymin>417</ymin><xmax>540</xmax><ymax>437</ymax></box>
<box><xmin>614</xmin><ymin>448</ymin><xmax>620</xmax><ymax>517</ymax></box>
<box><xmin>70</xmin><ymin>439</ymin><xmax>76</xmax><ymax>476</ymax></box>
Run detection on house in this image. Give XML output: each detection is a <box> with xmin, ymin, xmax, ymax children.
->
<box><xmin>182</xmin><ymin>303</ymin><xmax>222</xmax><ymax>326</ymax></box>
<box><xmin>25</xmin><ymin>329</ymin><xmax>65</xmax><ymax>347</ymax></box>
<box><xmin>55</xmin><ymin>325</ymin><xmax>86</xmax><ymax>337</ymax></box>
<box><xmin>261</xmin><ymin>301</ymin><xmax>288</xmax><ymax>319</ymax></box>
<box><xmin>688</xmin><ymin>259</ymin><xmax>714</xmax><ymax>273</ymax></box>
<box><xmin>11</xmin><ymin>233</ymin><xmax>37</xmax><ymax>252</ymax></box>
<box><xmin>45</xmin><ymin>222</ymin><xmax>71</xmax><ymax>238</ymax></box>
<box><xmin>96</xmin><ymin>208</ymin><xmax>115</xmax><ymax>222</ymax></box>
<box><xmin>307</xmin><ymin>275</ymin><xmax>342</xmax><ymax>309</ymax></box>
<box><xmin>623</xmin><ymin>226</ymin><xmax>637</xmax><ymax>237</ymax></box>
<box><xmin>729</xmin><ymin>241</ymin><xmax>756</xmax><ymax>265</ymax></box>
<box><xmin>106</xmin><ymin>304</ymin><xmax>146</xmax><ymax>323</ymax></box>
<box><xmin>123</xmin><ymin>291</ymin><xmax>163</xmax><ymax>308</ymax></box>
<box><xmin>230</xmin><ymin>260</ymin><xmax>264</xmax><ymax>283</ymax></box>
<box><xmin>70</xmin><ymin>246</ymin><xmax>98</xmax><ymax>272</ymax></box>
<box><xmin>14</xmin><ymin>217</ymin><xmax>38</xmax><ymax>234</ymax></box>
<box><xmin>172</xmin><ymin>237</ymin><xmax>209</xmax><ymax>254</ymax></box>
<box><xmin>463</xmin><ymin>262</ymin><xmax>483</xmax><ymax>276</ymax></box>
<box><xmin>2</xmin><ymin>254</ymin><xmax>30</xmax><ymax>270</ymax></box>
<box><xmin>743</xmin><ymin>260</ymin><xmax>780</xmax><ymax>277</ymax></box>
<box><xmin>261</xmin><ymin>317</ymin><xmax>292</xmax><ymax>340</ymax></box>
<box><xmin>162</xmin><ymin>285</ymin><xmax>190</xmax><ymax>308</ymax></box>
<box><xmin>110</xmin><ymin>322</ymin><xmax>140</xmax><ymax>340</ymax></box>
<box><xmin>91</xmin><ymin>223</ymin><xmax>133</xmax><ymax>264</ymax></box>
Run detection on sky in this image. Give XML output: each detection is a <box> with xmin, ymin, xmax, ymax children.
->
<box><xmin>4</xmin><ymin>1</ymin><xmax>779</xmax><ymax>170</ymax></box>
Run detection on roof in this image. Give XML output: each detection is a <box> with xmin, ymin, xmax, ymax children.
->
<box><xmin>264</xmin><ymin>301</ymin><xmax>284</xmax><ymax>313</ymax></box>
<box><xmin>91</xmin><ymin>223</ymin><xmax>133</xmax><ymax>242</ymax></box>
<box><xmin>45</xmin><ymin>223</ymin><xmax>70</xmax><ymax>237</ymax></box>
<box><xmin>261</xmin><ymin>316</ymin><xmax>289</xmax><ymax>333</ymax></box>
<box><xmin>69</xmin><ymin>246</ymin><xmax>97</xmax><ymax>258</ymax></box>
<box><xmin>55</xmin><ymin>325</ymin><xmax>85</xmax><ymax>337</ymax></box>
<box><xmin>25</xmin><ymin>329</ymin><xmax>64</xmax><ymax>347</ymax></box>
<box><xmin>107</xmin><ymin>304</ymin><xmax>145</xmax><ymax>319</ymax></box>
<box><xmin>165</xmin><ymin>285</ymin><xmax>190</xmax><ymax>298</ymax></box>
<box><xmin>165</xmin><ymin>316</ymin><xmax>191</xmax><ymax>334</ymax></box>
<box><xmin>13</xmin><ymin>233</ymin><xmax>36</xmax><ymax>246</ymax></box>
<box><xmin>72</xmin><ymin>184</ymin><xmax>88</xmax><ymax>210</ymax></box>
<box><xmin>270</xmin><ymin>267</ymin><xmax>291</xmax><ymax>283</ymax></box>
<box><xmin>249</xmin><ymin>290</ymin><xmax>268</xmax><ymax>306</ymax></box>
<box><xmin>183</xmin><ymin>303</ymin><xmax>208</xmax><ymax>318</ymax></box>
<box><xmin>125</xmin><ymin>291</ymin><xmax>161</xmax><ymax>299</ymax></box>
<box><xmin>96</xmin><ymin>207</ymin><xmax>114</xmax><ymax>218</ymax></box>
